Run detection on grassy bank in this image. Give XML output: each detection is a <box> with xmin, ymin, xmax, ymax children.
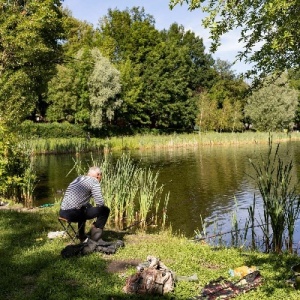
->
<box><xmin>29</xmin><ymin>131</ymin><xmax>300</xmax><ymax>154</ymax></box>
<box><xmin>1</xmin><ymin>205</ymin><xmax>300</xmax><ymax>299</ymax></box>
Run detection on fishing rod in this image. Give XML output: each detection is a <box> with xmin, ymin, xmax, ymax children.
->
<box><xmin>194</xmin><ymin>221</ymin><xmax>271</xmax><ymax>241</ymax></box>
<box><xmin>201</xmin><ymin>214</ymin><xmax>300</xmax><ymax>242</ymax></box>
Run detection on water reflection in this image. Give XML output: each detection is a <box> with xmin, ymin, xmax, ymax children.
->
<box><xmin>34</xmin><ymin>141</ymin><xmax>300</xmax><ymax>244</ymax></box>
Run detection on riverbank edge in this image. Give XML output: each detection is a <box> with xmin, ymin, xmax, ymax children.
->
<box><xmin>1</xmin><ymin>207</ymin><xmax>300</xmax><ymax>299</ymax></box>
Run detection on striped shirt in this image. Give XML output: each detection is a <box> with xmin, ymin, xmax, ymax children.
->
<box><xmin>60</xmin><ymin>175</ymin><xmax>105</xmax><ymax>210</ymax></box>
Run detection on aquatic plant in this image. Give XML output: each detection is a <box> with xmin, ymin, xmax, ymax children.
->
<box><xmin>71</xmin><ymin>153</ymin><xmax>170</xmax><ymax>231</ymax></box>
<box><xmin>248</xmin><ymin>138</ymin><xmax>300</xmax><ymax>253</ymax></box>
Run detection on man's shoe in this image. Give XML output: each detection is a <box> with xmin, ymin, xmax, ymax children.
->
<box><xmin>90</xmin><ymin>227</ymin><xmax>103</xmax><ymax>242</ymax></box>
<box><xmin>82</xmin><ymin>238</ymin><xmax>97</xmax><ymax>255</ymax></box>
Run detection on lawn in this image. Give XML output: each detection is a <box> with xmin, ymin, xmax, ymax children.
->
<box><xmin>1</xmin><ymin>205</ymin><xmax>300</xmax><ymax>300</ymax></box>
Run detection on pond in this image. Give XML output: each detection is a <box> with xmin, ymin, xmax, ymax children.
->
<box><xmin>33</xmin><ymin>140</ymin><xmax>300</xmax><ymax>248</ymax></box>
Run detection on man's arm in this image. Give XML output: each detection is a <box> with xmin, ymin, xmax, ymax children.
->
<box><xmin>91</xmin><ymin>183</ymin><xmax>105</xmax><ymax>207</ymax></box>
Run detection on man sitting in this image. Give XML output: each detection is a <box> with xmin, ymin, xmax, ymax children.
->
<box><xmin>59</xmin><ymin>166</ymin><xmax>110</xmax><ymax>243</ymax></box>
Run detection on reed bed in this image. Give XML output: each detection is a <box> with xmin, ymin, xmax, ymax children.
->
<box><xmin>27</xmin><ymin>131</ymin><xmax>300</xmax><ymax>154</ymax></box>
<box><xmin>70</xmin><ymin>153</ymin><xmax>169</xmax><ymax>231</ymax></box>
<box><xmin>195</xmin><ymin>138</ymin><xmax>300</xmax><ymax>254</ymax></box>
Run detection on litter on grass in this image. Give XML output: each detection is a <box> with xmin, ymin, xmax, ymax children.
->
<box><xmin>48</xmin><ymin>231</ymin><xmax>66</xmax><ymax>239</ymax></box>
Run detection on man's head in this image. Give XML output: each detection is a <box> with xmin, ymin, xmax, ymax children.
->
<box><xmin>87</xmin><ymin>166</ymin><xmax>102</xmax><ymax>181</ymax></box>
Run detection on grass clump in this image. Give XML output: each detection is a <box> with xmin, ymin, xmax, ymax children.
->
<box><xmin>1</xmin><ymin>207</ymin><xmax>300</xmax><ymax>300</ymax></box>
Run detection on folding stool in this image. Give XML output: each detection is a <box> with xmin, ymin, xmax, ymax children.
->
<box><xmin>58</xmin><ymin>216</ymin><xmax>82</xmax><ymax>243</ymax></box>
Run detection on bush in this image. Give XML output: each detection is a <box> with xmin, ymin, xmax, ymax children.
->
<box><xmin>0</xmin><ymin>121</ymin><xmax>36</xmax><ymax>206</ymax></box>
<box><xmin>18</xmin><ymin>121</ymin><xmax>86</xmax><ymax>138</ymax></box>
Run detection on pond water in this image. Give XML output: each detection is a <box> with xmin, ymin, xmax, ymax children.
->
<box><xmin>33</xmin><ymin>141</ymin><xmax>300</xmax><ymax>248</ymax></box>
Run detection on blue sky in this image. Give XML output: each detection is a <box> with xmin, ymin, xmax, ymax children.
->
<box><xmin>63</xmin><ymin>0</ymin><xmax>250</xmax><ymax>75</ymax></box>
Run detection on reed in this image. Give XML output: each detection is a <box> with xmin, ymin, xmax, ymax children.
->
<box><xmin>248</xmin><ymin>138</ymin><xmax>300</xmax><ymax>253</ymax></box>
<box><xmin>72</xmin><ymin>153</ymin><xmax>170</xmax><ymax>231</ymax></box>
<box><xmin>21</xmin><ymin>158</ymin><xmax>37</xmax><ymax>207</ymax></box>
<box><xmin>161</xmin><ymin>192</ymin><xmax>170</xmax><ymax>228</ymax></box>
<box><xmin>136</xmin><ymin>168</ymin><xmax>164</xmax><ymax>227</ymax></box>
<box><xmin>230</xmin><ymin>197</ymin><xmax>240</xmax><ymax>247</ymax></box>
<box><xmin>27</xmin><ymin>131</ymin><xmax>300</xmax><ymax>155</ymax></box>
<box><xmin>247</xmin><ymin>195</ymin><xmax>257</xmax><ymax>250</ymax></box>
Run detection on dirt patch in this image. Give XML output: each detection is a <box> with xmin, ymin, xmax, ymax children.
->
<box><xmin>106</xmin><ymin>259</ymin><xmax>141</xmax><ymax>273</ymax></box>
<box><xmin>199</xmin><ymin>259</ymin><xmax>222</xmax><ymax>270</ymax></box>
<box><xmin>124</xmin><ymin>233</ymin><xmax>160</xmax><ymax>244</ymax></box>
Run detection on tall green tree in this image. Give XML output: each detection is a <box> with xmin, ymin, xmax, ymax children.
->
<box><xmin>46</xmin><ymin>47</ymin><xmax>121</xmax><ymax>129</ymax></box>
<box><xmin>98</xmin><ymin>7</ymin><xmax>157</xmax><ymax>63</ymax></box>
<box><xmin>289</xmin><ymin>69</ymin><xmax>300</xmax><ymax>129</ymax></box>
<box><xmin>209</xmin><ymin>59</ymin><xmax>248</xmax><ymax>108</ymax></box>
<box><xmin>62</xmin><ymin>10</ymin><xmax>99</xmax><ymax>58</ymax></box>
<box><xmin>0</xmin><ymin>0</ymin><xmax>65</xmax><ymax>123</ymax></box>
<box><xmin>98</xmin><ymin>7</ymin><xmax>161</xmax><ymax>131</ymax></box>
<box><xmin>170</xmin><ymin>0</ymin><xmax>300</xmax><ymax>79</ymax></box>
<box><xmin>99</xmin><ymin>8</ymin><xmax>215</xmax><ymax>132</ymax></box>
<box><xmin>244</xmin><ymin>73</ymin><xmax>299</xmax><ymax>131</ymax></box>
<box><xmin>88</xmin><ymin>49</ymin><xmax>122</xmax><ymax>129</ymax></box>
<box><xmin>196</xmin><ymin>91</ymin><xmax>219</xmax><ymax>132</ymax></box>
<box><xmin>162</xmin><ymin>23</ymin><xmax>215</xmax><ymax>90</ymax></box>
<box><xmin>203</xmin><ymin>59</ymin><xmax>247</xmax><ymax>132</ymax></box>
<box><xmin>46</xmin><ymin>64</ymin><xmax>78</xmax><ymax>123</ymax></box>
<box><xmin>46</xmin><ymin>48</ymin><xmax>93</xmax><ymax>125</ymax></box>
<box><xmin>141</xmin><ymin>37</ymin><xmax>200</xmax><ymax>131</ymax></box>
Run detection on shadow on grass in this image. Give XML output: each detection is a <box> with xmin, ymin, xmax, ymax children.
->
<box><xmin>0</xmin><ymin>209</ymin><xmax>174</xmax><ymax>300</ymax></box>
<box><xmin>239</xmin><ymin>251</ymin><xmax>300</xmax><ymax>298</ymax></box>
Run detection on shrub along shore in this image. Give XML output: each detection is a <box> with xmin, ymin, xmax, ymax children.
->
<box><xmin>1</xmin><ymin>204</ymin><xmax>300</xmax><ymax>300</ymax></box>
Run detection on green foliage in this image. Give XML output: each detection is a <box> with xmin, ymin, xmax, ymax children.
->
<box><xmin>62</xmin><ymin>11</ymin><xmax>99</xmax><ymax>57</ymax></box>
<box><xmin>98</xmin><ymin>7</ymin><xmax>156</xmax><ymax>63</ymax></box>
<box><xmin>18</xmin><ymin>121</ymin><xmax>86</xmax><ymax>139</ymax></box>
<box><xmin>46</xmin><ymin>46</ymin><xmax>122</xmax><ymax>129</ymax></box>
<box><xmin>197</xmin><ymin>91</ymin><xmax>219</xmax><ymax>132</ymax></box>
<box><xmin>46</xmin><ymin>48</ymin><xmax>94</xmax><ymax>125</ymax></box>
<box><xmin>88</xmin><ymin>49</ymin><xmax>122</xmax><ymax>129</ymax></box>
<box><xmin>169</xmin><ymin>0</ymin><xmax>300</xmax><ymax>80</ymax></box>
<box><xmin>99</xmin><ymin>8</ymin><xmax>215</xmax><ymax>132</ymax></box>
<box><xmin>46</xmin><ymin>64</ymin><xmax>79</xmax><ymax>123</ymax></box>
<box><xmin>210</xmin><ymin>59</ymin><xmax>248</xmax><ymax>108</ymax></box>
<box><xmin>248</xmin><ymin>140</ymin><xmax>300</xmax><ymax>253</ymax></box>
<box><xmin>0</xmin><ymin>121</ymin><xmax>36</xmax><ymax>205</ymax></box>
<box><xmin>197</xmin><ymin>91</ymin><xmax>244</xmax><ymax>132</ymax></box>
<box><xmin>244</xmin><ymin>73</ymin><xmax>299</xmax><ymax>131</ymax></box>
<box><xmin>289</xmin><ymin>69</ymin><xmax>300</xmax><ymax>127</ymax></box>
<box><xmin>0</xmin><ymin>0</ymin><xmax>65</xmax><ymax>123</ymax></box>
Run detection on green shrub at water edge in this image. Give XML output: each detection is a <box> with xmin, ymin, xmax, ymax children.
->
<box><xmin>0</xmin><ymin>121</ymin><xmax>36</xmax><ymax>207</ymax></box>
<box><xmin>19</xmin><ymin>120</ymin><xmax>86</xmax><ymax>138</ymax></box>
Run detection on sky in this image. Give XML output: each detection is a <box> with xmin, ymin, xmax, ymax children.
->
<box><xmin>62</xmin><ymin>0</ymin><xmax>251</xmax><ymax>75</ymax></box>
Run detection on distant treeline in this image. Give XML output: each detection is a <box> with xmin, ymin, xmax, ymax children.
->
<box><xmin>1</xmin><ymin>3</ymin><xmax>300</xmax><ymax>134</ymax></box>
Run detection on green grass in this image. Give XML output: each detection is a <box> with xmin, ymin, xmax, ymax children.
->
<box><xmin>1</xmin><ymin>206</ymin><xmax>300</xmax><ymax>299</ymax></box>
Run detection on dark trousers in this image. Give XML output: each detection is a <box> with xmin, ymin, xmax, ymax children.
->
<box><xmin>59</xmin><ymin>205</ymin><xmax>110</xmax><ymax>236</ymax></box>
